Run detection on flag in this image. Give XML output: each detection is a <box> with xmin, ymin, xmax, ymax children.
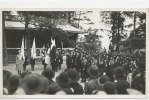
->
<box><xmin>21</xmin><ymin>36</ymin><xmax>25</xmax><ymax>59</ymax></box>
<box><xmin>50</xmin><ymin>37</ymin><xmax>56</xmax><ymax>64</ymax></box>
<box><xmin>31</xmin><ymin>38</ymin><xmax>36</xmax><ymax>59</ymax></box>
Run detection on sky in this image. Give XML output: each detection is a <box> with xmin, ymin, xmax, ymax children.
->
<box><xmin>77</xmin><ymin>11</ymin><xmax>141</xmax><ymax>51</ymax></box>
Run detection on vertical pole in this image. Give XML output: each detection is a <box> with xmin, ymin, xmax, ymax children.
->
<box><xmin>2</xmin><ymin>11</ymin><xmax>8</xmax><ymax>65</ymax></box>
<box><xmin>25</xmin><ymin>12</ymin><xmax>31</xmax><ymax>64</ymax></box>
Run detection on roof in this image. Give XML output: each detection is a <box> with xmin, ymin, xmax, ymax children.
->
<box><xmin>56</xmin><ymin>25</ymin><xmax>85</xmax><ymax>34</ymax></box>
<box><xmin>5</xmin><ymin>21</ymin><xmax>85</xmax><ymax>34</ymax></box>
<box><xmin>5</xmin><ymin>21</ymin><xmax>35</xmax><ymax>30</ymax></box>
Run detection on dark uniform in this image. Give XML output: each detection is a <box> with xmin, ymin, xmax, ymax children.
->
<box><xmin>23</xmin><ymin>53</ymin><xmax>28</xmax><ymax>71</ymax></box>
<box><xmin>30</xmin><ymin>58</ymin><xmax>36</xmax><ymax>71</ymax></box>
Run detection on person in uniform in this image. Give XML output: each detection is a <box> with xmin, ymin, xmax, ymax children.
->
<box><xmin>16</xmin><ymin>50</ymin><xmax>24</xmax><ymax>75</ymax></box>
<box><xmin>23</xmin><ymin>50</ymin><xmax>28</xmax><ymax>71</ymax></box>
<box><xmin>30</xmin><ymin>58</ymin><xmax>36</xmax><ymax>71</ymax></box>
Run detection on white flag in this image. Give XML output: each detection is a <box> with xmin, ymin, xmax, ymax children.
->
<box><xmin>21</xmin><ymin>36</ymin><xmax>25</xmax><ymax>59</ymax></box>
<box><xmin>31</xmin><ymin>38</ymin><xmax>36</xmax><ymax>59</ymax></box>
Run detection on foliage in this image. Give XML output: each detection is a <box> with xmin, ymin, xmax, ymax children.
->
<box><xmin>77</xmin><ymin>28</ymin><xmax>101</xmax><ymax>54</ymax></box>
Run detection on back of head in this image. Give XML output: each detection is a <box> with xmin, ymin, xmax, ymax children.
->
<box><xmin>100</xmin><ymin>75</ymin><xmax>110</xmax><ymax>84</ymax></box>
<box><xmin>114</xmin><ymin>66</ymin><xmax>125</xmax><ymax>80</ymax></box>
<box><xmin>116</xmin><ymin>80</ymin><xmax>129</xmax><ymax>94</ymax></box>
<box><xmin>3</xmin><ymin>70</ymin><xmax>12</xmax><ymax>88</ymax></box>
<box><xmin>21</xmin><ymin>73</ymin><xmax>44</xmax><ymax>95</ymax></box>
<box><xmin>87</xmin><ymin>65</ymin><xmax>100</xmax><ymax>79</ymax></box>
<box><xmin>104</xmin><ymin>81</ymin><xmax>115</xmax><ymax>94</ymax></box>
<box><xmin>41</xmin><ymin>67</ymin><xmax>55</xmax><ymax>80</ymax></box>
<box><xmin>7</xmin><ymin>74</ymin><xmax>20</xmax><ymax>94</ymax></box>
<box><xmin>20</xmin><ymin>71</ymin><xmax>32</xmax><ymax>79</ymax></box>
<box><xmin>65</xmin><ymin>68</ymin><xmax>80</xmax><ymax>83</ymax></box>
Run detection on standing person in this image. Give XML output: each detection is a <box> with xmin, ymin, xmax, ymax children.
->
<box><xmin>30</xmin><ymin>58</ymin><xmax>36</xmax><ymax>71</ymax></box>
<box><xmin>16</xmin><ymin>50</ymin><xmax>24</xmax><ymax>75</ymax></box>
<box><xmin>23</xmin><ymin>50</ymin><xmax>28</xmax><ymax>71</ymax></box>
<box><xmin>81</xmin><ymin>56</ymin><xmax>88</xmax><ymax>82</ymax></box>
<box><xmin>41</xmin><ymin>50</ymin><xmax>47</xmax><ymax>70</ymax></box>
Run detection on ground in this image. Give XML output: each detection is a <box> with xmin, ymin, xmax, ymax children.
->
<box><xmin>3</xmin><ymin>57</ymin><xmax>85</xmax><ymax>89</ymax></box>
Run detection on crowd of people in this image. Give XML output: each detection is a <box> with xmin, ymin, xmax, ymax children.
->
<box><xmin>3</xmin><ymin>48</ymin><xmax>145</xmax><ymax>95</ymax></box>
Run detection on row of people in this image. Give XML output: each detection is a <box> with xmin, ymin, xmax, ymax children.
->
<box><xmin>3</xmin><ymin>64</ymin><xmax>144</xmax><ymax>95</ymax></box>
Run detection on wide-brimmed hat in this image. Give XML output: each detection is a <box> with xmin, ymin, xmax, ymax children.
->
<box><xmin>87</xmin><ymin>65</ymin><xmax>101</xmax><ymax>79</ymax></box>
<box><xmin>41</xmin><ymin>67</ymin><xmax>55</xmax><ymax>79</ymax></box>
<box><xmin>56</xmin><ymin>72</ymin><xmax>71</xmax><ymax>87</ymax></box>
<box><xmin>20</xmin><ymin>73</ymin><xmax>44</xmax><ymax>95</ymax></box>
<box><xmin>65</xmin><ymin>68</ymin><xmax>80</xmax><ymax>83</ymax></box>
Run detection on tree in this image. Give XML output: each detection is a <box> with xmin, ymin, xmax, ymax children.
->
<box><xmin>77</xmin><ymin>28</ymin><xmax>101</xmax><ymax>56</ymax></box>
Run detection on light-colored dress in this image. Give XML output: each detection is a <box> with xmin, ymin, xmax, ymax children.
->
<box><xmin>16</xmin><ymin>54</ymin><xmax>24</xmax><ymax>71</ymax></box>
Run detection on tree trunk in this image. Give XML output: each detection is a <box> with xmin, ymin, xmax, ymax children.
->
<box><xmin>25</xmin><ymin>12</ymin><xmax>31</xmax><ymax>64</ymax></box>
<box><xmin>2</xmin><ymin>12</ymin><xmax>8</xmax><ymax>66</ymax></box>
<box><xmin>133</xmin><ymin>12</ymin><xmax>136</xmax><ymax>36</ymax></box>
<box><xmin>116</xmin><ymin>12</ymin><xmax>121</xmax><ymax>51</ymax></box>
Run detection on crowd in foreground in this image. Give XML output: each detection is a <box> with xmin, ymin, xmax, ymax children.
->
<box><xmin>3</xmin><ymin>49</ymin><xmax>145</xmax><ymax>95</ymax></box>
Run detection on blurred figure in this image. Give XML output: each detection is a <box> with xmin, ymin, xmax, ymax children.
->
<box><xmin>84</xmin><ymin>65</ymin><xmax>102</xmax><ymax>94</ymax></box>
<box><xmin>16</xmin><ymin>50</ymin><xmax>24</xmax><ymax>75</ymax></box>
<box><xmin>65</xmin><ymin>68</ymin><xmax>84</xmax><ymax>94</ymax></box>
<box><xmin>41</xmin><ymin>67</ymin><xmax>61</xmax><ymax>94</ymax></box>
<box><xmin>20</xmin><ymin>73</ymin><xmax>44</xmax><ymax>95</ymax></box>
<box><xmin>7</xmin><ymin>75</ymin><xmax>20</xmax><ymax>95</ymax></box>
<box><xmin>23</xmin><ymin>50</ymin><xmax>28</xmax><ymax>71</ymax></box>
<box><xmin>56</xmin><ymin>72</ymin><xmax>72</xmax><ymax>94</ymax></box>
<box><xmin>30</xmin><ymin>58</ymin><xmax>36</xmax><ymax>71</ymax></box>
<box><xmin>104</xmin><ymin>81</ymin><xmax>116</xmax><ymax>94</ymax></box>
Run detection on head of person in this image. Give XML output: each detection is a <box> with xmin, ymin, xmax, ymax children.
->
<box><xmin>20</xmin><ymin>71</ymin><xmax>32</xmax><ymax>79</ymax></box>
<box><xmin>7</xmin><ymin>74</ymin><xmax>20</xmax><ymax>94</ymax></box>
<box><xmin>131</xmin><ymin>76</ymin><xmax>145</xmax><ymax>94</ymax></box>
<box><xmin>56</xmin><ymin>72</ymin><xmax>71</xmax><ymax>87</ymax></box>
<box><xmin>114</xmin><ymin>66</ymin><xmax>126</xmax><ymax>80</ymax></box>
<box><xmin>87</xmin><ymin>65</ymin><xmax>100</xmax><ymax>79</ymax></box>
<box><xmin>20</xmin><ymin>73</ymin><xmax>44</xmax><ymax>95</ymax></box>
<box><xmin>100</xmin><ymin>75</ymin><xmax>110</xmax><ymax>84</ymax></box>
<box><xmin>41</xmin><ymin>67</ymin><xmax>55</xmax><ymax>80</ymax></box>
<box><xmin>65</xmin><ymin>68</ymin><xmax>80</xmax><ymax>83</ymax></box>
<box><xmin>116</xmin><ymin>80</ymin><xmax>129</xmax><ymax>94</ymax></box>
<box><xmin>3</xmin><ymin>70</ymin><xmax>12</xmax><ymax>88</ymax></box>
<box><xmin>104</xmin><ymin>81</ymin><xmax>116</xmax><ymax>94</ymax></box>
<box><xmin>18</xmin><ymin>50</ymin><xmax>22</xmax><ymax>55</ymax></box>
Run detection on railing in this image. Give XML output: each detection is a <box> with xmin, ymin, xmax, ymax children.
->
<box><xmin>6</xmin><ymin>48</ymin><xmax>75</xmax><ymax>57</ymax></box>
<box><xmin>6</xmin><ymin>48</ymin><xmax>44</xmax><ymax>58</ymax></box>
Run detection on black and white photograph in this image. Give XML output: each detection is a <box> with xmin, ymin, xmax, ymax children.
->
<box><xmin>1</xmin><ymin>9</ymin><xmax>147</xmax><ymax>98</ymax></box>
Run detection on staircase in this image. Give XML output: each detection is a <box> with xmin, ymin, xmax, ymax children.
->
<box><xmin>8</xmin><ymin>55</ymin><xmax>16</xmax><ymax>64</ymax></box>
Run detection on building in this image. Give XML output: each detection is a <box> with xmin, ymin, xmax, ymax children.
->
<box><xmin>3</xmin><ymin>11</ymin><xmax>84</xmax><ymax>63</ymax></box>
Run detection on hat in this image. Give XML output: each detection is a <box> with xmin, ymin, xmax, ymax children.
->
<box><xmin>20</xmin><ymin>71</ymin><xmax>32</xmax><ymax>79</ymax></box>
<box><xmin>7</xmin><ymin>75</ymin><xmax>20</xmax><ymax>94</ymax></box>
<box><xmin>3</xmin><ymin>70</ymin><xmax>12</xmax><ymax>88</ymax></box>
<box><xmin>104</xmin><ymin>81</ymin><xmax>116</xmax><ymax>94</ymax></box>
<box><xmin>100</xmin><ymin>75</ymin><xmax>110</xmax><ymax>84</ymax></box>
<box><xmin>40</xmin><ymin>76</ymin><xmax>50</xmax><ymax>93</ymax></box>
<box><xmin>20</xmin><ymin>73</ymin><xmax>44</xmax><ymax>95</ymax></box>
<box><xmin>87</xmin><ymin>65</ymin><xmax>100</xmax><ymax>79</ymax></box>
<box><xmin>116</xmin><ymin>80</ymin><xmax>130</xmax><ymax>94</ymax></box>
<box><xmin>41</xmin><ymin>67</ymin><xmax>55</xmax><ymax>79</ymax></box>
<box><xmin>56</xmin><ymin>72</ymin><xmax>71</xmax><ymax>87</ymax></box>
<box><xmin>65</xmin><ymin>68</ymin><xmax>80</xmax><ymax>83</ymax></box>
